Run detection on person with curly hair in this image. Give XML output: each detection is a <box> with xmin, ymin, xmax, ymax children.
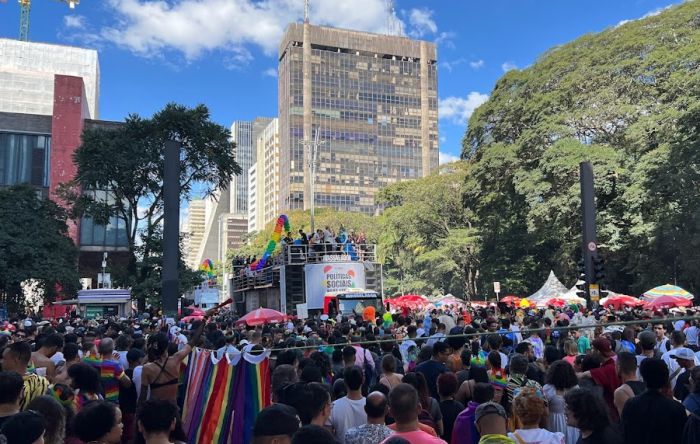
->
<box><xmin>543</xmin><ymin>361</ymin><xmax>579</xmax><ymax>444</ymax></box>
<box><xmin>564</xmin><ymin>388</ymin><xmax>622</xmax><ymax>444</ymax></box>
<box><xmin>508</xmin><ymin>389</ymin><xmax>564</xmax><ymax>444</ymax></box>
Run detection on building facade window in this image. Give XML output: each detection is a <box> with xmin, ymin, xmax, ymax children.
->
<box><xmin>0</xmin><ymin>132</ymin><xmax>51</xmax><ymax>190</ymax></box>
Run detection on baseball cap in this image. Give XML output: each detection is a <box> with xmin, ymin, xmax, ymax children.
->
<box><xmin>475</xmin><ymin>402</ymin><xmax>507</xmax><ymax>423</ymax></box>
<box><xmin>592</xmin><ymin>338</ymin><xmax>615</xmax><ymax>358</ymax></box>
<box><xmin>671</xmin><ymin>347</ymin><xmax>695</xmax><ymax>361</ymax></box>
<box><xmin>252</xmin><ymin>404</ymin><xmax>301</xmax><ymax>437</ymax></box>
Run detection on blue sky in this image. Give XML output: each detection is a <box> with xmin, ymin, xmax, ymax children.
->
<box><xmin>0</xmin><ymin>0</ymin><xmax>682</xmax><ymax>164</ymax></box>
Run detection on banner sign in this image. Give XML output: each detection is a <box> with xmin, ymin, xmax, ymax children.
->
<box><xmin>304</xmin><ymin>263</ymin><xmax>366</xmax><ymax>309</ymax></box>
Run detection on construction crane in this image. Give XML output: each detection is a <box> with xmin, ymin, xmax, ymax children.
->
<box><xmin>17</xmin><ymin>0</ymin><xmax>80</xmax><ymax>42</ymax></box>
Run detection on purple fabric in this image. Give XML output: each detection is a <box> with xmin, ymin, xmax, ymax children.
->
<box><xmin>450</xmin><ymin>401</ymin><xmax>480</xmax><ymax>444</ymax></box>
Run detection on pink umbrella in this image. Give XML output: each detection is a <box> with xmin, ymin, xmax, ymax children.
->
<box><xmin>181</xmin><ymin>315</ymin><xmax>204</xmax><ymax>323</ymax></box>
<box><xmin>643</xmin><ymin>295</ymin><xmax>692</xmax><ymax>310</ymax></box>
<box><xmin>544</xmin><ymin>298</ymin><xmax>566</xmax><ymax>308</ymax></box>
<box><xmin>185</xmin><ymin>305</ymin><xmax>206</xmax><ymax>316</ymax></box>
<box><xmin>236</xmin><ymin>307</ymin><xmax>287</xmax><ymax>326</ymax></box>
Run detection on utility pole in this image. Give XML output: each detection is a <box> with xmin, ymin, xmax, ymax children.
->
<box><xmin>579</xmin><ymin>161</ymin><xmax>597</xmax><ymax>306</ymax></box>
<box><xmin>162</xmin><ymin>140</ymin><xmax>180</xmax><ymax>316</ymax></box>
<box><xmin>298</xmin><ymin>128</ymin><xmax>325</xmax><ymax>234</ymax></box>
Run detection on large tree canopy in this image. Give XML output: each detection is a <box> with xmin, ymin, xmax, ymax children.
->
<box><xmin>0</xmin><ymin>185</ymin><xmax>79</xmax><ymax>313</ymax></box>
<box><xmin>462</xmin><ymin>1</ymin><xmax>700</xmax><ymax>296</ymax></box>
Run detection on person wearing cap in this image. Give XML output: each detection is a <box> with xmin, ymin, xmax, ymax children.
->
<box><xmin>670</xmin><ymin>346</ymin><xmax>696</xmax><ymax>401</ymax></box>
<box><xmin>661</xmin><ymin>331</ymin><xmax>700</xmax><ymax>391</ymax></box>
<box><xmin>580</xmin><ymin>337</ymin><xmax>621</xmax><ymax>423</ymax></box>
<box><xmin>384</xmin><ymin>383</ymin><xmax>447</xmax><ymax>443</ymax></box>
<box><xmin>0</xmin><ymin>409</ymin><xmax>46</xmax><ymax>444</ymax></box>
<box><xmin>473</xmin><ymin>402</ymin><xmax>514</xmax><ymax>444</ymax></box>
<box><xmin>252</xmin><ymin>404</ymin><xmax>301</xmax><ymax>444</ymax></box>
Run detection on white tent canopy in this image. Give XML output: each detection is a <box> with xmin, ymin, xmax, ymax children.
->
<box><xmin>527</xmin><ymin>271</ymin><xmax>568</xmax><ymax>303</ymax></box>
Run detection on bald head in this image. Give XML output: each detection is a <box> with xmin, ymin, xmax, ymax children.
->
<box><xmin>365</xmin><ymin>391</ymin><xmax>388</xmax><ymax>420</ymax></box>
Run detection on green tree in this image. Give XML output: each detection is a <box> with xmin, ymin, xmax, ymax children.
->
<box><xmin>62</xmin><ymin>103</ymin><xmax>239</xmax><ymax>307</ymax></box>
<box><xmin>0</xmin><ymin>185</ymin><xmax>80</xmax><ymax>314</ymax></box>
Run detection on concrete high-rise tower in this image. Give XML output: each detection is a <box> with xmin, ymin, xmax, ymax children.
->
<box><xmin>277</xmin><ymin>23</ymin><xmax>438</xmax><ymax>214</ymax></box>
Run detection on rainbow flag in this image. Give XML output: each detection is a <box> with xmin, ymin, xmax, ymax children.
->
<box><xmin>181</xmin><ymin>349</ymin><xmax>271</xmax><ymax>444</ymax></box>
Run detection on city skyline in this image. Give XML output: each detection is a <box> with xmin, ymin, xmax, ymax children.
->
<box><xmin>0</xmin><ymin>0</ymin><xmax>681</xmax><ymax>173</ymax></box>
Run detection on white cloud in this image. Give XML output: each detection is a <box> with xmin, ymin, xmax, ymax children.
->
<box><xmin>262</xmin><ymin>67</ymin><xmax>278</xmax><ymax>78</ymax></box>
<box><xmin>64</xmin><ymin>15</ymin><xmax>86</xmax><ymax>29</ymax></box>
<box><xmin>439</xmin><ymin>151</ymin><xmax>460</xmax><ymax>164</ymax></box>
<box><xmin>408</xmin><ymin>8</ymin><xmax>437</xmax><ymax>37</ymax></box>
<box><xmin>617</xmin><ymin>4</ymin><xmax>673</xmax><ymax>27</ymax></box>
<box><xmin>101</xmin><ymin>0</ymin><xmax>405</xmax><ymax>60</ymax></box>
<box><xmin>469</xmin><ymin>59</ymin><xmax>485</xmax><ymax>69</ymax></box>
<box><xmin>501</xmin><ymin>61</ymin><xmax>518</xmax><ymax>72</ymax></box>
<box><xmin>439</xmin><ymin>92</ymin><xmax>489</xmax><ymax>125</ymax></box>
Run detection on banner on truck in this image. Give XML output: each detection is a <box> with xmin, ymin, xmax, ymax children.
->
<box><xmin>304</xmin><ymin>263</ymin><xmax>366</xmax><ymax>309</ymax></box>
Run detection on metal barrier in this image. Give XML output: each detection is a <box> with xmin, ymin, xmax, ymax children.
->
<box><xmin>230</xmin><ymin>266</ymin><xmax>279</xmax><ymax>292</ymax></box>
<box><xmin>283</xmin><ymin>243</ymin><xmax>377</xmax><ymax>264</ymax></box>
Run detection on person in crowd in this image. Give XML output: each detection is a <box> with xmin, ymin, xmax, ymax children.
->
<box><xmin>73</xmin><ymin>401</ymin><xmax>124</xmax><ymax>444</ymax></box>
<box><xmin>2</xmin><ymin>341</ymin><xmax>50</xmax><ymax>410</ymax></box>
<box><xmin>416</xmin><ymin>341</ymin><xmax>451</xmax><ymax>400</ymax></box>
<box><xmin>486</xmin><ymin>351</ymin><xmax>507</xmax><ymax>404</ymax></box>
<box><xmin>403</xmin><ymin>372</ymin><xmax>443</xmax><ymax>436</ymax></box>
<box><xmin>661</xmin><ymin>331</ymin><xmax>695</xmax><ymax>390</ymax></box>
<box><xmin>121</xmin><ymin>348</ymin><xmax>143</xmax><ymax>442</ymax></box>
<box><xmin>452</xmin><ymin>382</ymin><xmax>494</xmax><ymax>444</ymax></box>
<box><xmin>54</xmin><ymin>342</ymin><xmax>81</xmax><ymax>384</ymax></box>
<box><xmin>562</xmin><ymin>341</ymin><xmax>578</xmax><ymax>367</ymax></box>
<box><xmin>525</xmin><ymin>320</ymin><xmax>545</xmax><ymax>360</ymax></box>
<box><xmin>380</xmin><ymin>354</ymin><xmax>404</xmax><ymax>389</ymax></box>
<box><xmin>327</xmin><ymin>365</ymin><xmax>367</xmax><ymax>444</ymax></box>
<box><xmin>386</xmin><ymin>383</ymin><xmax>447</xmax><ymax>443</ymax></box>
<box><xmin>445</xmin><ymin>329</ymin><xmax>467</xmax><ymax>373</ymax></box>
<box><xmin>612</xmin><ymin>352</ymin><xmax>645</xmax><ymax>417</ymax></box>
<box><xmin>437</xmin><ymin>372</ymin><xmax>463</xmax><ymax>442</ymax></box>
<box><xmin>582</xmin><ymin>338</ymin><xmax>621</xmax><ymax>423</ymax></box>
<box><xmin>83</xmin><ymin>337</ymin><xmax>132</xmax><ymax>404</ymax></box>
<box><xmin>670</xmin><ymin>347</ymin><xmax>696</xmax><ymax>401</ymax></box>
<box><xmin>473</xmin><ymin>402</ymin><xmax>514</xmax><ymax>444</ymax></box>
<box><xmin>272</xmin><ymin>365</ymin><xmax>298</xmax><ymax>404</ymax></box>
<box><xmin>427</xmin><ymin>324</ymin><xmax>447</xmax><ymax>347</ymax></box>
<box><xmin>252</xmin><ymin>404</ymin><xmax>301</xmax><ymax>444</ymax></box>
<box><xmin>286</xmin><ymin>382</ymin><xmax>332</xmax><ymax>426</ymax></box>
<box><xmin>508</xmin><ymin>388</ymin><xmax>564</xmax><ymax>444</ymax></box>
<box><xmin>620</xmin><ymin>358</ymin><xmax>687</xmax><ymax>444</ymax></box>
<box><xmin>114</xmin><ymin>335</ymin><xmax>133</xmax><ymax>370</ymax></box>
<box><xmin>0</xmin><ymin>410</ymin><xmax>46</xmax><ymax>444</ymax></box>
<box><xmin>564</xmin><ymin>388</ymin><xmax>623</xmax><ymax>444</ymax></box>
<box><xmin>513</xmin><ymin>342</ymin><xmax>544</xmax><ymax>385</ymax></box>
<box><xmin>69</xmin><ymin>362</ymin><xmax>103</xmax><ymax>411</ymax></box>
<box><xmin>292</xmin><ymin>425</ymin><xmax>337</xmax><ymax>444</ymax></box>
<box><xmin>32</xmin><ymin>332</ymin><xmax>63</xmax><ymax>381</ymax></box>
<box><xmin>543</xmin><ymin>361</ymin><xmax>579</xmax><ymax>444</ymax></box>
<box><xmin>26</xmin><ymin>395</ymin><xmax>66</xmax><ymax>444</ymax></box>
<box><xmin>0</xmin><ymin>371</ymin><xmax>23</xmax><ymax>427</ymax></box>
<box><xmin>345</xmin><ymin>391</ymin><xmax>393</xmax><ymax>444</ymax></box>
<box><xmin>652</xmin><ymin>322</ymin><xmax>670</xmax><ymax>355</ymax></box>
<box><xmin>505</xmin><ymin>354</ymin><xmax>542</xmax><ymax>415</ymax></box>
<box><xmin>136</xmin><ymin>399</ymin><xmax>183</xmax><ymax>444</ymax></box>
<box><xmin>683</xmin><ymin>366</ymin><xmax>700</xmax><ymax>415</ymax></box>
<box><xmin>139</xmin><ymin>323</ymin><xmax>205</xmax><ymax>405</ymax></box>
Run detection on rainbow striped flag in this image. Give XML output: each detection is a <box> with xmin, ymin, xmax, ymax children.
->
<box><xmin>181</xmin><ymin>349</ymin><xmax>271</xmax><ymax>444</ymax></box>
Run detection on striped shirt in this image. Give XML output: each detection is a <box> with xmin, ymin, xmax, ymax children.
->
<box><xmin>20</xmin><ymin>373</ymin><xmax>50</xmax><ymax>411</ymax></box>
<box><xmin>83</xmin><ymin>357</ymin><xmax>125</xmax><ymax>403</ymax></box>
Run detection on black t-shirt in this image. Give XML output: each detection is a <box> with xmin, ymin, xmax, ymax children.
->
<box><xmin>439</xmin><ymin>399</ymin><xmax>464</xmax><ymax>442</ymax></box>
<box><xmin>626</xmin><ymin>380</ymin><xmax>646</xmax><ymax>396</ymax></box>
<box><xmin>621</xmin><ymin>390</ymin><xmax>687</xmax><ymax>444</ymax></box>
<box><xmin>119</xmin><ymin>368</ymin><xmax>138</xmax><ymax>414</ymax></box>
<box><xmin>577</xmin><ymin>426</ymin><xmax>623</xmax><ymax>444</ymax></box>
<box><xmin>673</xmin><ymin>370</ymin><xmax>691</xmax><ymax>402</ymax></box>
<box><xmin>415</xmin><ymin>359</ymin><xmax>449</xmax><ymax>400</ymax></box>
<box><xmin>0</xmin><ymin>414</ymin><xmax>15</xmax><ymax>430</ymax></box>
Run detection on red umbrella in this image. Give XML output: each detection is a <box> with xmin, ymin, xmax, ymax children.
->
<box><xmin>544</xmin><ymin>298</ymin><xmax>566</xmax><ymax>308</ymax></box>
<box><xmin>500</xmin><ymin>296</ymin><xmax>521</xmax><ymax>305</ymax></box>
<box><xmin>600</xmin><ymin>295</ymin><xmax>643</xmax><ymax>309</ymax></box>
<box><xmin>643</xmin><ymin>295</ymin><xmax>692</xmax><ymax>310</ymax></box>
<box><xmin>181</xmin><ymin>315</ymin><xmax>204</xmax><ymax>323</ymax></box>
<box><xmin>236</xmin><ymin>307</ymin><xmax>287</xmax><ymax>326</ymax></box>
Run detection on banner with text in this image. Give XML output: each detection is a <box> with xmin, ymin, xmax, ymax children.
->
<box><xmin>304</xmin><ymin>263</ymin><xmax>366</xmax><ymax>309</ymax></box>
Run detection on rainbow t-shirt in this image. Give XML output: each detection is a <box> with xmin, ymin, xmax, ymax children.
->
<box><xmin>83</xmin><ymin>357</ymin><xmax>125</xmax><ymax>404</ymax></box>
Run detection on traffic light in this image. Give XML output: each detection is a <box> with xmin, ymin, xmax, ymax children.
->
<box><xmin>575</xmin><ymin>280</ymin><xmax>587</xmax><ymax>300</ymax></box>
<box><xmin>593</xmin><ymin>255</ymin><xmax>605</xmax><ymax>283</ymax></box>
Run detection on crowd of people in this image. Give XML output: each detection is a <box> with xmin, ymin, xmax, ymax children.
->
<box><xmin>0</xmin><ymin>301</ymin><xmax>699</xmax><ymax>444</ymax></box>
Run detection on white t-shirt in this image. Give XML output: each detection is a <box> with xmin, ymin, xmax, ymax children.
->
<box><xmin>508</xmin><ymin>428</ymin><xmax>565</xmax><ymax>444</ymax></box>
<box><xmin>327</xmin><ymin>396</ymin><xmax>367</xmax><ymax>444</ymax></box>
<box><xmin>661</xmin><ymin>348</ymin><xmax>700</xmax><ymax>388</ymax></box>
<box><xmin>115</xmin><ymin>350</ymin><xmax>129</xmax><ymax>370</ymax></box>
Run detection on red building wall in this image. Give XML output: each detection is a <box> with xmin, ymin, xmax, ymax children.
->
<box><xmin>50</xmin><ymin>74</ymin><xmax>88</xmax><ymax>244</ymax></box>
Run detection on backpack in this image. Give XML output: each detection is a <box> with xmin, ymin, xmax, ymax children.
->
<box><xmin>362</xmin><ymin>348</ymin><xmax>377</xmax><ymax>390</ymax></box>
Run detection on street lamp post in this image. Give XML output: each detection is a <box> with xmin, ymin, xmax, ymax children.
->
<box><xmin>298</xmin><ymin>129</ymin><xmax>325</xmax><ymax>234</ymax></box>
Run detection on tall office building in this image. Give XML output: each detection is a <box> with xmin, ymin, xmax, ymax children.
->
<box><xmin>184</xmin><ymin>199</ymin><xmax>206</xmax><ymax>269</ymax></box>
<box><xmin>278</xmin><ymin>23</ymin><xmax>438</xmax><ymax>214</ymax></box>
<box><xmin>230</xmin><ymin>118</ymin><xmax>273</xmax><ymax>215</ymax></box>
<box><xmin>247</xmin><ymin>118</ymin><xmax>280</xmax><ymax>233</ymax></box>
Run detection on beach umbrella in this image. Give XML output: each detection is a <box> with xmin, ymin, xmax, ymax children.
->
<box><xmin>643</xmin><ymin>295</ymin><xmax>693</xmax><ymax>310</ymax></box>
<box><xmin>642</xmin><ymin>285</ymin><xmax>694</xmax><ymax>301</ymax></box>
<box><xmin>519</xmin><ymin>299</ymin><xmax>531</xmax><ymax>308</ymax></box>
<box><xmin>235</xmin><ymin>307</ymin><xmax>287</xmax><ymax>326</ymax></box>
<box><xmin>542</xmin><ymin>298</ymin><xmax>566</xmax><ymax>308</ymax></box>
<box><xmin>500</xmin><ymin>296</ymin><xmax>521</xmax><ymax>305</ymax></box>
<box><xmin>599</xmin><ymin>295</ymin><xmax>643</xmax><ymax>309</ymax></box>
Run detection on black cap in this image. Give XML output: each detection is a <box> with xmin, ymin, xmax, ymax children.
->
<box><xmin>253</xmin><ymin>404</ymin><xmax>301</xmax><ymax>437</ymax></box>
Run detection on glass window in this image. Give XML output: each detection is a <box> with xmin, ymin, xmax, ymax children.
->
<box><xmin>0</xmin><ymin>132</ymin><xmax>51</xmax><ymax>189</ymax></box>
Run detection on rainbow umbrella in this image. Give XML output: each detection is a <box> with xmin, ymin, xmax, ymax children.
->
<box><xmin>642</xmin><ymin>284</ymin><xmax>694</xmax><ymax>301</ymax></box>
